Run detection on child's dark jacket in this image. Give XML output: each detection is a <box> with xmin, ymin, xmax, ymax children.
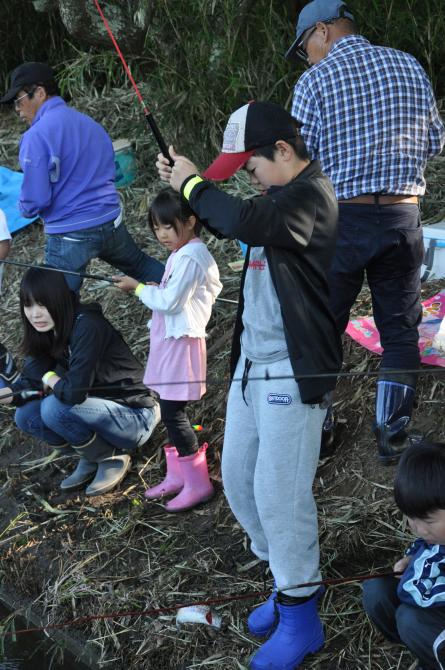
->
<box><xmin>398</xmin><ymin>538</ymin><xmax>445</xmax><ymax>608</ymax></box>
<box><xmin>183</xmin><ymin>160</ymin><xmax>342</xmax><ymax>403</ymax></box>
<box><xmin>12</xmin><ymin>303</ymin><xmax>156</xmax><ymax>409</ymax></box>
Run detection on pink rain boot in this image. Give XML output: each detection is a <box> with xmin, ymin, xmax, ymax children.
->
<box><xmin>165</xmin><ymin>443</ymin><xmax>214</xmax><ymax>513</ymax></box>
<box><xmin>144</xmin><ymin>445</ymin><xmax>183</xmax><ymax>500</ymax></box>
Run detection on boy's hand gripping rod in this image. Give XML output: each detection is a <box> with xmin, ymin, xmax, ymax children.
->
<box><xmin>93</xmin><ymin>0</ymin><xmax>174</xmax><ymax>167</ymax></box>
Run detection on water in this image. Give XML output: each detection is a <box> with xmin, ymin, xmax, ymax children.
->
<box><xmin>0</xmin><ymin>604</ymin><xmax>91</xmax><ymax>670</ymax></box>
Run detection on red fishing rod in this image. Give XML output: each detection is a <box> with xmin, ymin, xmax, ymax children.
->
<box><xmin>0</xmin><ymin>568</ymin><xmax>401</xmax><ymax>638</ymax></box>
<box><xmin>93</xmin><ymin>0</ymin><xmax>174</xmax><ymax>167</ymax></box>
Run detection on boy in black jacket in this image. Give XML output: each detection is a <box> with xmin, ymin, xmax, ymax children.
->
<box><xmin>156</xmin><ymin>101</ymin><xmax>342</xmax><ymax>670</ymax></box>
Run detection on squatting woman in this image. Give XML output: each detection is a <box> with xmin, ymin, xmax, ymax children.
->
<box><xmin>0</xmin><ymin>267</ymin><xmax>160</xmax><ymax>496</ymax></box>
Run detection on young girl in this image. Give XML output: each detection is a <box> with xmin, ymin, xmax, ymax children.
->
<box><xmin>0</xmin><ymin>268</ymin><xmax>160</xmax><ymax>496</ymax></box>
<box><xmin>113</xmin><ymin>187</ymin><xmax>222</xmax><ymax>512</ymax></box>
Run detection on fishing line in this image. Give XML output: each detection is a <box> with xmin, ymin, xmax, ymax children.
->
<box><xmin>0</xmin><ymin>258</ymin><xmax>239</xmax><ymax>304</ymax></box>
<box><xmin>0</xmin><ymin>258</ymin><xmax>113</xmax><ymax>283</ymax></box>
<box><xmin>93</xmin><ymin>0</ymin><xmax>174</xmax><ymax>166</ymax></box>
<box><xmin>0</xmin><ymin>568</ymin><xmax>400</xmax><ymax>638</ymax></box>
<box><xmin>1</xmin><ymin>366</ymin><xmax>445</xmax><ymax>406</ymax></box>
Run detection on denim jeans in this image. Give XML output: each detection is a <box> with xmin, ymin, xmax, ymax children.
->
<box><xmin>363</xmin><ymin>577</ymin><xmax>445</xmax><ymax>669</ymax></box>
<box><xmin>329</xmin><ymin>203</ymin><xmax>423</xmax><ymax>372</ymax></box>
<box><xmin>45</xmin><ymin>219</ymin><xmax>164</xmax><ymax>291</ymax></box>
<box><xmin>15</xmin><ymin>395</ymin><xmax>161</xmax><ymax>451</ymax></box>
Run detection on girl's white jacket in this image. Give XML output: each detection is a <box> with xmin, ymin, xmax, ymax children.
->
<box><xmin>137</xmin><ymin>240</ymin><xmax>222</xmax><ymax>339</ymax></box>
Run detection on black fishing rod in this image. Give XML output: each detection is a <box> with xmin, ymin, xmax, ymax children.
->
<box><xmin>0</xmin><ymin>258</ymin><xmax>239</xmax><ymax>304</ymax></box>
<box><xmin>0</xmin><ymin>258</ymin><xmax>114</xmax><ymax>283</ymax></box>
<box><xmin>93</xmin><ymin>0</ymin><xmax>174</xmax><ymax>167</ymax></box>
<box><xmin>2</xmin><ymin>366</ymin><xmax>445</xmax><ymax>407</ymax></box>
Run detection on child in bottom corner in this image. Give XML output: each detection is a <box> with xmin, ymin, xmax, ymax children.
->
<box><xmin>363</xmin><ymin>441</ymin><xmax>445</xmax><ymax>670</ymax></box>
<box><xmin>113</xmin><ymin>187</ymin><xmax>222</xmax><ymax>512</ymax></box>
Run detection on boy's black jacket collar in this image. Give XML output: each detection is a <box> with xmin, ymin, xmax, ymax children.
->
<box><xmin>267</xmin><ymin>160</ymin><xmax>321</xmax><ymax>195</ymax></box>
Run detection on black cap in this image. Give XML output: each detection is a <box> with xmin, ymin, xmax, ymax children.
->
<box><xmin>203</xmin><ymin>101</ymin><xmax>300</xmax><ymax>181</ymax></box>
<box><xmin>0</xmin><ymin>62</ymin><xmax>55</xmax><ymax>104</ymax></box>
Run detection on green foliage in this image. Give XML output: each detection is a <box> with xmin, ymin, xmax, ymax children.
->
<box><xmin>138</xmin><ymin>0</ymin><xmax>298</xmax><ymax>162</ymax></box>
<box><xmin>56</xmin><ymin>46</ymin><xmax>131</xmax><ymax>99</ymax></box>
<box><xmin>0</xmin><ymin>0</ymin><xmax>68</xmax><ymax>83</ymax></box>
<box><xmin>350</xmin><ymin>0</ymin><xmax>445</xmax><ymax>93</ymax></box>
<box><xmin>0</xmin><ymin>0</ymin><xmax>443</xmax><ymax>165</ymax></box>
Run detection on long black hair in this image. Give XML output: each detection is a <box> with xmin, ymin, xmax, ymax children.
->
<box><xmin>394</xmin><ymin>441</ymin><xmax>445</xmax><ymax>519</ymax></box>
<box><xmin>19</xmin><ymin>268</ymin><xmax>77</xmax><ymax>359</ymax></box>
<box><xmin>148</xmin><ymin>187</ymin><xmax>202</xmax><ymax>236</ymax></box>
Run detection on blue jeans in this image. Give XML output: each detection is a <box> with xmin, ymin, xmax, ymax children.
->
<box><xmin>330</xmin><ymin>203</ymin><xmax>423</xmax><ymax>373</ymax></box>
<box><xmin>363</xmin><ymin>577</ymin><xmax>445</xmax><ymax>669</ymax></box>
<box><xmin>45</xmin><ymin>219</ymin><xmax>164</xmax><ymax>291</ymax></box>
<box><xmin>15</xmin><ymin>395</ymin><xmax>161</xmax><ymax>451</ymax></box>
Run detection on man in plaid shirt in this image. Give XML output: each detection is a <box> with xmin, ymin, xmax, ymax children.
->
<box><xmin>288</xmin><ymin>0</ymin><xmax>445</xmax><ymax>463</ymax></box>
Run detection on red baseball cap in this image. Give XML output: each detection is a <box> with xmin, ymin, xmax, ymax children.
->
<box><xmin>203</xmin><ymin>101</ymin><xmax>299</xmax><ymax>181</ymax></box>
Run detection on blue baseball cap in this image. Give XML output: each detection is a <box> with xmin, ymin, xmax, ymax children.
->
<box><xmin>285</xmin><ymin>0</ymin><xmax>354</xmax><ymax>61</ymax></box>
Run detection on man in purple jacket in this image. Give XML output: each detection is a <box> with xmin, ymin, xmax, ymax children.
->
<box><xmin>0</xmin><ymin>62</ymin><xmax>164</xmax><ymax>291</ymax></box>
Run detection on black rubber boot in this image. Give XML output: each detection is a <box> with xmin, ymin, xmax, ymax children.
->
<box><xmin>373</xmin><ymin>380</ymin><xmax>416</xmax><ymax>464</ymax></box>
<box><xmin>319</xmin><ymin>405</ymin><xmax>336</xmax><ymax>459</ymax></box>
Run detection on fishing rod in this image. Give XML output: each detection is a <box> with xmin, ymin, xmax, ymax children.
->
<box><xmin>0</xmin><ymin>258</ymin><xmax>238</xmax><ymax>304</ymax></box>
<box><xmin>2</xmin><ymin>365</ymin><xmax>445</xmax><ymax>407</ymax></box>
<box><xmin>0</xmin><ymin>258</ymin><xmax>114</xmax><ymax>283</ymax></box>
<box><xmin>93</xmin><ymin>0</ymin><xmax>174</xmax><ymax>167</ymax></box>
<box><xmin>0</xmin><ymin>568</ymin><xmax>401</xmax><ymax>638</ymax></box>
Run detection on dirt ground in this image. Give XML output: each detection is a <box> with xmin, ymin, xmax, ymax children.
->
<box><xmin>1</xmin><ymin>100</ymin><xmax>445</xmax><ymax>670</ymax></box>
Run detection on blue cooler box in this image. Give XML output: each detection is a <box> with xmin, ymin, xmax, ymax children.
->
<box><xmin>422</xmin><ymin>221</ymin><xmax>445</xmax><ymax>282</ymax></box>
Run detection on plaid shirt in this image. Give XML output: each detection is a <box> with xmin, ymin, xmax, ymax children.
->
<box><xmin>292</xmin><ymin>35</ymin><xmax>445</xmax><ymax>200</ymax></box>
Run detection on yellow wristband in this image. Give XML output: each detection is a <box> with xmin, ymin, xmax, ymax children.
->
<box><xmin>183</xmin><ymin>175</ymin><xmax>204</xmax><ymax>201</ymax></box>
<box><xmin>135</xmin><ymin>283</ymin><xmax>145</xmax><ymax>297</ymax></box>
<box><xmin>42</xmin><ymin>371</ymin><xmax>57</xmax><ymax>385</ymax></box>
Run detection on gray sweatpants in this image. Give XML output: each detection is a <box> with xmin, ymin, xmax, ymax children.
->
<box><xmin>222</xmin><ymin>355</ymin><xmax>325</xmax><ymax>597</ymax></box>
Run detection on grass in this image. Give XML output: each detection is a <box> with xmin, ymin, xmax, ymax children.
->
<box><xmin>1</xmin><ymin>3</ymin><xmax>445</xmax><ymax>664</ymax></box>
<box><xmin>0</xmin><ymin>86</ymin><xmax>444</xmax><ymax>669</ymax></box>
<box><xmin>2</xmin><ymin>0</ymin><xmax>443</xmax><ymax>167</ymax></box>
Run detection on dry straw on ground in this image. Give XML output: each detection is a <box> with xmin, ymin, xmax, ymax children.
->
<box><xmin>0</xmin><ymin>93</ymin><xmax>444</xmax><ymax>669</ymax></box>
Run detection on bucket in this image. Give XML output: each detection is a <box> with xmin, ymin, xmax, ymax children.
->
<box><xmin>113</xmin><ymin>139</ymin><xmax>136</xmax><ymax>188</ymax></box>
<box><xmin>238</xmin><ymin>241</ymin><xmax>248</xmax><ymax>257</ymax></box>
<box><xmin>421</xmin><ymin>220</ymin><xmax>445</xmax><ymax>282</ymax></box>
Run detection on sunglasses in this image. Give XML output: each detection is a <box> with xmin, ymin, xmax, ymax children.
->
<box><xmin>294</xmin><ymin>26</ymin><xmax>317</xmax><ymax>63</ymax></box>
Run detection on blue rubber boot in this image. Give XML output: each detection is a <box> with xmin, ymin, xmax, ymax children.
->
<box><xmin>247</xmin><ymin>589</ymin><xmax>278</xmax><ymax>638</ymax></box>
<box><xmin>249</xmin><ymin>594</ymin><xmax>324</xmax><ymax>670</ymax></box>
<box><xmin>248</xmin><ymin>586</ymin><xmax>324</xmax><ymax>639</ymax></box>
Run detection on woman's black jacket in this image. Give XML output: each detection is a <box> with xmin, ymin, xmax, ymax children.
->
<box><xmin>13</xmin><ymin>302</ymin><xmax>156</xmax><ymax>408</ymax></box>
